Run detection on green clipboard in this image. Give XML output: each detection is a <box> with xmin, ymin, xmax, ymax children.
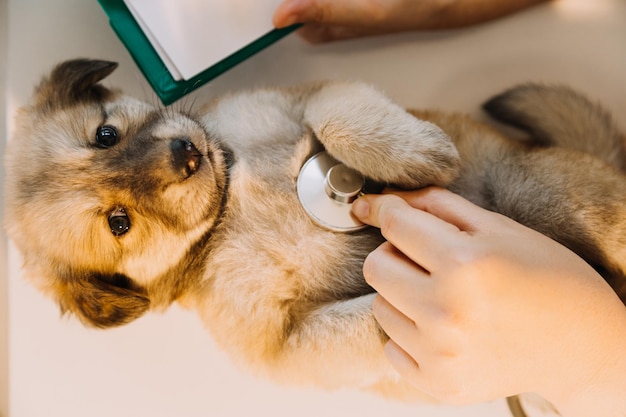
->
<box><xmin>98</xmin><ymin>0</ymin><xmax>300</xmax><ymax>105</ymax></box>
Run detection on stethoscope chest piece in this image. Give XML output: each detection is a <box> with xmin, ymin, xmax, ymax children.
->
<box><xmin>297</xmin><ymin>152</ymin><xmax>369</xmax><ymax>232</ymax></box>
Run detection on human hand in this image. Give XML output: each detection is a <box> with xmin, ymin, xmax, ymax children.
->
<box><xmin>352</xmin><ymin>187</ymin><xmax>626</xmax><ymax>416</ymax></box>
<box><xmin>273</xmin><ymin>0</ymin><xmax>550</xmax><ymax>43</ymax></box>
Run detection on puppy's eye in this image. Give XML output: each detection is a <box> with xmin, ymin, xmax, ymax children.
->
<box><xmin>108</xmin><ymin>208</ymin><xmax>130</xmax><ymax>236</ymax></box>
<box><xmin>96</xmin><ymin>125</ymin><xmax>119</xmax><ymax>148</ymax></box>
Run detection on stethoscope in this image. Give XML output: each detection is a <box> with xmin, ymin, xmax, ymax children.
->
<box><xmin>297</xmin><ymin>152</ymin><xmax>381</xmax><ymax>232</ymax></box>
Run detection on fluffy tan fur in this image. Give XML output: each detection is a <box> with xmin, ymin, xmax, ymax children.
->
<box><xmin>4</xmin><ymin>60</ymin><xmax>625</xmax><ymax>400</ymax></box>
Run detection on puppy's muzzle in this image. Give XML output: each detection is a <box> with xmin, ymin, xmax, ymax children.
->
<box><xmin>171</xmin><ymin>138</ymin><xmax>202</xmax><ymax>178</ymax></box>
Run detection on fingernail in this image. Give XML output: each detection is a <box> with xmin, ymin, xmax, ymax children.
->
<box><xmin>351</xmin><ymin>198</ymin><xmax>370</xmax><ymax>219</ymax></box>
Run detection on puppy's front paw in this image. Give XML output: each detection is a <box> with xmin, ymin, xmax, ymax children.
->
<box><xmin>305</xmin><ymin>82</ymin><xmax>461</xmax><ymax>188</ymax></box>
<box><xmin>362</xmin><ymin>114</ymin><xmax>461</xmax><ymax>189</ymax></box>
<box><xmin>354</xmin><ymin>115</ymin><xmax>461</xmax><ymax>189</ymax></box>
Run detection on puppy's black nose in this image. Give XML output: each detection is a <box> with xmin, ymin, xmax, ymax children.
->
<box><xmin>171</xmin><ymin>139</ymin><xmax>201</xmax><ymax>178</ymax></box>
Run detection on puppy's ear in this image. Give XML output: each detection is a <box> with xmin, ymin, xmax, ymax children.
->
<box><xmin>35</xmin><ymin>58</ymin><xmax>118</xmax><ymax>108</ymax></box>
<box><xmin>56</xmin><ymin>271</ymin><xmax>150</xmax><ymax>329</ymax></box>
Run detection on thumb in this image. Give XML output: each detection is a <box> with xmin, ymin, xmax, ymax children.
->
<box><xmin>273</xmin><ymin>0</ymin><xmax>321</xmax><ymax>28</ymax></box>
<box><xmin>273</xmin><ymin>0</ymin><xmax>365</xmax><ymax>28</ymax></box>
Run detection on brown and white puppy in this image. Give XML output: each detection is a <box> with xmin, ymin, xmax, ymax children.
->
<box><xmin>4</xmin><ymin>59</ymin><xmax>625</xmax><ymax>399</ymax></box>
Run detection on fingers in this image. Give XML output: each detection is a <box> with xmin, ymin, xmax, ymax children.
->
<box><xmin>364</xmin><ymin>242</ymin><xmax>430</xmax><ymax>318</ymax></box>
<box><xmin>383</xmin><ymin>339</ymin><xmax>422</xmax><ymax>387</ymax></box>
<box><xmin>273</xmin><ymin>0</ymin><xmax>336</xmax><ymax>28</ymax></box>
<box><xmin>374</xmin><ymin>283</ymin><xmax>430</xmax><ymax>394</ymax></box>
<box><xmin>273</xmin><ymin>0</ymin><xmax>300</xmax><ymax>28</ymax></box>
<box><xmin>353</xmin><ymin>191</ymin><xmax>465</xmax><ymax>272</ymax></box>
<box><xmin>293</xmin><ymin>24</ymin><xmax>368</xmax><ymax>43</ymax></box>
<box><xmin>272</xmin><ymin>0</ymin><xmax>421</xmax><ymax>42</ymax></box>
<box><xmin>273</xmin><ymin>0</ymin><xmax>390</xmax><ymax>29</ymax></box>
<box><xmin>373</xmin><ymin>294</ymin><xmax>420</xmax><ymax>359</ymax></box>
<box><xmin>273</xmin><ymin>0</ymin><xmax>358</xmax><ymax>43</ymax></box>
<box><xmin>354</xmin><ymin>187</ymin><xmax>495</xmax><ymax>234</ymax></box>
<box><xmin>391</xmin><ymin>187</ymin><xmax>501</xmax><ymax>232</ymax></box>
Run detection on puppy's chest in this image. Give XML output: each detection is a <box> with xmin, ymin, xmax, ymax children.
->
<box><xmin>210</xmin><ymin>150</ymin><xmax>369</xmax><ymax>292</ymax></box>
<box><xmin>225</xmin><ymin>145</ymin><xmax>320</xmax><ymax>240</ymax></box>
<box><xmin>203</xmin><ymin>91</ymin><xmax>371</xmax><ymax>288</ymax></box>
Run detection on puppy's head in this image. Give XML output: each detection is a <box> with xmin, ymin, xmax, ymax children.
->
<box><xmin>5</xmin><ymin>59</ymin><xmax>228</xmax><ymax>328</ymax></box>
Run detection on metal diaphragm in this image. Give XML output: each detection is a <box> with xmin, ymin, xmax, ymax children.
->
<box><xmin>297</xmin><ymin>152</ymin><xmax>368</xmax><ymax>232</ymax></box>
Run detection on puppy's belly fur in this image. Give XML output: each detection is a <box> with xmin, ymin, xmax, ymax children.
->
<box><xmin>188</xmin><ymin>144</ymin><xmax>391</xmax><ymax>389</ymax></box>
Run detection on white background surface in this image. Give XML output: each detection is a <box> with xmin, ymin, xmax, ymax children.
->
<box><xmin>2</xmin><ymin>1</ymin><xmax>626</xmax><ymax>417</ymax></box>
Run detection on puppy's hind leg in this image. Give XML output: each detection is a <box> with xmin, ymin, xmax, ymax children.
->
<box><xmin>483</xmin><ymin>84</ymin><xmax>626</xmax><ymax>171</ymax></box>
<box><xmin>277</xmin><ymin>294</ymin><xmax>389</xmax><ymax>385</ymax></box>
<box><xmin>273</xmin><ymin>293</ymin><xmax>434</xmax><ymax>401</ymax></box>
<box><xmin>486</xmin><ymin>149</ymin><xmax>626</xmax><ymax>302</ymax></box>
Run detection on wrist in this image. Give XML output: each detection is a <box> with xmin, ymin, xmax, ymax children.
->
<box><xmin>542</xmin><ymin>305</ymin><xmax>626</xmax><ymax>417</ymax></box>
